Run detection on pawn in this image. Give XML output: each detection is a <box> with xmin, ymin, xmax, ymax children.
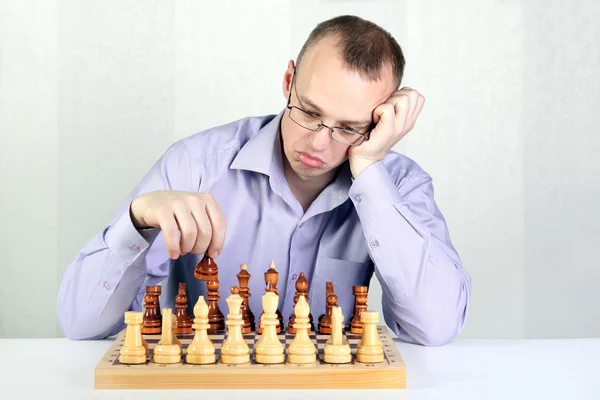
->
<box><xmin>186</xmin><ymin>296</ymin><xmax>216</xmax><ymax>364</ymax></box>
<box><xmin>324</xmin><ymin>306</ymin><xmax>351</xmax><ymax>363</ymax></box>
<box><xmin>119</xmin><ymin>311</ymin><xmax>147</xmax><ymax>364</ymax></box>
<box><xmin>349</xmin><ymin>286</ymin><xmax>368</xmax><ymax>334</ymax></box>
<box><xmin>318</xmin><ymin>281</ymin><xmax>335</xmax><ymax>327</ymax></box>
<box><xmin>141</xmin><ymin>286</ymin><xmax>161</xmax><ymax>334</ymax></box>
<box><xmin>356</xmin><ymin>310</ymin><xmax>384</xmax><ymax>363</ymax></box>
<box><xmin>319</xmin><ymin>283</ymin><xmax>338</xmax><ymax>334</ymax></box>
<box><xmin>153</xmin><ymin>308</ymin><xmax>182</xmax><ymax>364</ymax></box>
<box><xmin>287</xmin><ymin>295</ymin><xmax>317</xmax><ymax>364</ymax></box>
<box><xmin>254</xmin><ymin>291</ymin><xmax>285</xmax><ymax>364</ymax></box>
<box><xmin>173</xmin><ymin>282</ymin><xmax>193</xmax><ymax>334</ymax></box>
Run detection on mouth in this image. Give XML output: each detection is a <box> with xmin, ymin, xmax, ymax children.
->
<box><xmin>297</xmin><ymin>151</ymin><xmax>325</xmax><ymax>168</ymax></box>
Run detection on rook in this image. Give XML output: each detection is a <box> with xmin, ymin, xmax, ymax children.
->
<box><xmin>119</xmin><ymin>311</ymin><xmax>147</xmax><ymax>364</ymax></box>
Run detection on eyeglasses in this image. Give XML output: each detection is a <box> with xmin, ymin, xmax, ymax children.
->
<box><xmin>286</xmin><ymin>68</ymin><xmax>373</xmax><ymax>146</ymax></box>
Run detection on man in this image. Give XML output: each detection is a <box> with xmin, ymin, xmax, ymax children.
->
<box><xmin>57</xmin><ymin>15</ymin><xmax>471</xmax><ymax>346</ymax></box>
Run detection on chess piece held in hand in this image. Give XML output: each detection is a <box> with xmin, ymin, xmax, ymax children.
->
<box><xmin>254</xmin><ymin>289</ymin><xmax>285</xmax><ymax>364</ymax></box>
<box><xmin>119</xmin><ymin>311</ymin><xmax>147</xmax><ymax>364</ymax></box>
<box><xmin>186</xmin><ymin>295</ymin><xmax>216</xmax><ymax>365</ymax></box>
<box><xmin>356</xmin><ymin>310</ymin><xmax>384</xmax><ymax>363</ymax></box>
<box><xmin>220</xmin><ymin>286</ymin><xmax>250</xmax><ymax>364</ymax></box>
<box><xmin>287</xmin><ymin>295</ymin><xmax>317</xmax><ymax>364</ymax></box>
<box><xmin>153</xmin><ymin>308</ymin><xmax>182</xmax><ymax>364</ymax></box>
<box><xmin>194</xmin><ymin>253</ymin><xmax>225</xmax><ymax>332</ymax></box>
<box><xmin>324</xmin><ymin>305</ymin><xmax>352</xmax><ymax>363</ymax></box>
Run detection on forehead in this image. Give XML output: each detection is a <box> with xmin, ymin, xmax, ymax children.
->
<box><xmin>296</xmin><ymin>40</ymin><xmax>395</xmax><ymax>122</ymax></box>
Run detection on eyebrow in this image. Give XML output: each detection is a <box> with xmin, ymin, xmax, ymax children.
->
<box><xmin>298</xmin><ymin>94</ymin><xmax>372</xmax><ymax>127</ymax></box>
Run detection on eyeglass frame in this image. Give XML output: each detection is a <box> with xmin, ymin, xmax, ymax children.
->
<box><xmin>285</xmin><ymin>68</ymin><xmax>373</xmax><ymax>146</ymax></box>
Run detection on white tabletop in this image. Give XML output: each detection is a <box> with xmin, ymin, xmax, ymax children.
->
<box><xmin>1</xmin><ymin>336</ymin><xmax>599</xmax><ymax>399</ymax></box>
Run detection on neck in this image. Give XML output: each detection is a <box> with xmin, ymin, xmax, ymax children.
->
<box><xmin>283</xmin><ymin>156</ymin><xmax>337</xmax><ymax>212</ymax></box>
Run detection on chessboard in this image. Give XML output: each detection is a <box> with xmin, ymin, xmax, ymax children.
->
<box><xmin>95</xmin><ymin>326</ymin><xmax>406</xmax><ymax>389</ymax></box>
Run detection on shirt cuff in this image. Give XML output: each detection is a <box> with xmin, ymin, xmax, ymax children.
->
<box><xmin>104</xmin><ymin>203</ymin><xmax>161</xmax><ymax>263</ymax></box>
<box><xmin>348</xmin><ymin>160</ymin><xmax>403</xmax><ymax>221</ymax></box>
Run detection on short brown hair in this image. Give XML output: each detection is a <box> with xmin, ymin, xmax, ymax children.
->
<box><xmin>296</xmin><ymin>15</ymin><xmax>405</xmax><ymax>88</ymax></box>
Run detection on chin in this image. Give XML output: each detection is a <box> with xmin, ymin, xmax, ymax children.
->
<box><xmin>293</xmin><ymin>161</ymin><xmax>329</xmax><ymax>178</ymax></box>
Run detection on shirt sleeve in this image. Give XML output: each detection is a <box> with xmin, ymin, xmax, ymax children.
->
<box><xmin>348</xmin><ymin>159</ymin><xmax>471</xmax><ymax>346</ymax></box>
<box><xmin>56</xmin><ymin>141</ymin><xmax>195</xmax><ymax>340</ymax></box>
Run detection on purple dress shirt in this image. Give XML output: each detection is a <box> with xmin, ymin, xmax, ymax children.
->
<box><xmin>57</xmin><ymin>109</ymin><xmax>471</xmax><ymax>346</ymax></box>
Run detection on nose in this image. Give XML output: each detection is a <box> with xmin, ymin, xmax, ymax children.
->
<box><xmin>309</xmin><ymin>126</ymin><xmax>333</xmax><ymax>151</ymax></box>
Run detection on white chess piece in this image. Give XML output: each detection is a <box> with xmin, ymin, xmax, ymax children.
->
<box><xmin>287</xmin><ymin>295</ymin><xmax>317</xmax><ymax>364</ymax></box>
<box><xmin>153</xmin><ymin>308</ymin><xmax>182</xmax><ymax>364</ymax></box>
<box><xmin>254</xmin><ymin>291</ymin><xmax>285</xmax><ymax>363</ymax></box>
<box><xmin>220</xmin><ymin>286</ymin><xmax>250</xmax><ymax>364</ymax></box>
<box><xmin>186</xmin><ymin>296</ymin><xmax>216</xmax><ymax>364</ymax></box>
<box><xmin>119</xmin><ymin>311</ymin><xmax>147</xmax><ymax>364</ymax></box>
<box><xmin>324</xmin><ymin>305</ymin><xmax>351</xmax><ymax>363</ymax></box>
<box><xmin>356</xmin><ymin>310</ymin><xmax>384</xmax><ymax>363</ymax></box>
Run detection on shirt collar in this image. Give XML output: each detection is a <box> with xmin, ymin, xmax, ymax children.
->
<box><xmin>229</xmin><ymin>110</ymin><xmax>284</xmax><ymax>176</ymax></box>
<box><xmin>230</xmin><ymin>108</ymin><xmax>353</xmax><ymax>211</ymax></box>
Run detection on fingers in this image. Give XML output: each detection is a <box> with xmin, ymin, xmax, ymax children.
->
<box><xmin>392</xmin><ymin>94</ymin><xmax>411</xmax><ymax>131</ymax></box>
<box><xmin>190</xmin><ymin>201</ymin><xmax>212</xmax><ymax>255</ymax></box>
<box><xmin>204</xmin><ymin>196</ymin><xmax>227</xmax><ymax>258</ymax></box>
<box><xmin>373</xmin><ymin>102</ymin><xmax>396</xmax><ymax>126</ymax></box>
<box><xmin>385</xmin><ymin>89</ymin><xmax>424</xmax><ymax>135</ymax></box>
<box><xmin>172</xmin><ymin>199</ymin><xmax>198</xmax><ymax>256</ymax></box>
<box><xmin>157</xmin><ymin>206</ymin><xmax>182</xmax><ymax>260</ymax></box>
<box><xmin>405</xmin><ymin>91</ymin><xmax>425</xmax><ymax>131</ymax></box>
<box><xmin>155</xmin><ymin>193</ymin><xmax>225</xmax><ymax>260</ymax></box>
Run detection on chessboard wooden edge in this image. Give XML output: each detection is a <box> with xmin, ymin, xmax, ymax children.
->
<box><xmin>94</xmin><ymin>325</ymin><xmax>407</xmax><ymax>390</ymax></box>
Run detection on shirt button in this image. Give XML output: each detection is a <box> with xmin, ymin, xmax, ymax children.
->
<box><xmin>298</xmin><ymin>223</ymin><xmax>303</xmax><ymax>228</ymax></box>
<box><xmin>370</xmin><ymin>239</ymin><xmax>379</xmax><ymax>248</ymax></box>
<box><xmin>291</xmin><ymin>273</ymin><xmax>298</xmax><ymax>280</ymax></box>
<box><xmin>103</xmin><ymin>281</ymin><xmax>111</xmax><ymax>290</ymax></box>
<box><xmin>355</xmin><ymin>195</ymin><xmax>362</xmax><ymax>203</ymax></box>
<box><xmin>130</xmin><ymin>244</ymin><xmax>140</xmax><ymax>253</ymax></box>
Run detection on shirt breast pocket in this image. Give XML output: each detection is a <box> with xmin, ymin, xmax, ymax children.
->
<box><xmin>308</xmin><ymin>256</ymin><xmax>373</xmax><ymax>325</ymax></box>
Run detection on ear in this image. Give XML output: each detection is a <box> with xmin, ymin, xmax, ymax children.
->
<box><xmin>282</xmin><ymin>60</ymin><xmax>296</xmax><ymax>100</ymax></box>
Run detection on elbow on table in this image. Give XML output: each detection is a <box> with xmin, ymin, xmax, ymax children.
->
<box><xmin>386</xmin><ymin>286</ymin><xmax>470</xmax><ymax>346</ymax></box>
<box><xmin>57</xmin><ymin>304</ymin><xmax>121</xmax><ymax>341</ymax></box>
<box><xmin>414</xmin><ymin>324</ymin><xmax>462</xmax><ymax>347</ymax></box>
<box><xmin>59</xmin><ymin>314</ymin><xmax>114</xmax><ymax>341</ymax></box>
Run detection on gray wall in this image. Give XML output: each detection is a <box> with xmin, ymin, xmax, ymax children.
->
<box><xmin>1</xmin><ymin>0</ymin><xmax>598</xmax><ymax>339</ymax></box>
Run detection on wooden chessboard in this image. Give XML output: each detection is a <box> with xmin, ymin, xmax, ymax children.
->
<box><xmin>95</xmin><ymin>325</ymin><xmax>406</xmax><ymax>389</ymax></box>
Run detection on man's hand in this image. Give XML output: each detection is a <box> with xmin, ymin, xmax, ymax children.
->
<box><xmin>130</xmin><ymin>190</ymin><xmax>226</xmax><ymax>260</ymax></box>
<box><xmin>348</xmin><ymin>87</ymin><xmax>425</xmax><ymax>178</ymax></box>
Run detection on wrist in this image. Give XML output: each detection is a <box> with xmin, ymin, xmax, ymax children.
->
<box><xmin>129</xmin><ymin>198</ymin><xmax>148</xmax><ymax>229</ymax></box>
<box><xmin>349</xmin><ymin>156</ymin><xmax>379</xmax><ymax>179</ymax></box>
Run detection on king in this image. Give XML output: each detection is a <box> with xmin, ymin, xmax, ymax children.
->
<box><xmin>254</xmin><ymin>282</ymin><xmax>285</xmax><ymax>364</ymax></box>
<box><xmin>219</xmin><ymin>286</ymin><xmax>250</xmax><ymax>364</ymax></box>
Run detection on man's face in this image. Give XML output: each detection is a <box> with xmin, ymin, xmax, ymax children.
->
<box><xmin>280</xmin><ymin>36</ymin><xmax>395</xmax><ymax>182</ymax></box>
